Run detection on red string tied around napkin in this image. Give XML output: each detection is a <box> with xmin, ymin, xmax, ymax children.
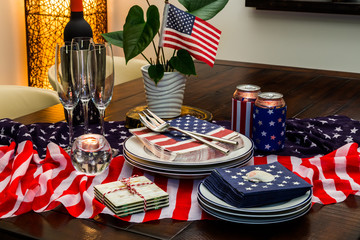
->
<box><xmin>103</xmin><ymin>175</ymin><xmax>154</xmax><ymax>211</ymax></box>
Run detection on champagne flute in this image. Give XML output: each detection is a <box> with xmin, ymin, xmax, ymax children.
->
<box><xmin>71</xmin><ymin>37</ymin><xmax>94</xmax><ymax>134</ymax></box>
<box><xmin>54</xmin><ymin>42</ymin><xmax>81</xmax><ymax>151</ymax></box>
<box><xmin>88</xmin><ymin>42</ymin><xmax>114</xmax><ymax>136</ymax></box>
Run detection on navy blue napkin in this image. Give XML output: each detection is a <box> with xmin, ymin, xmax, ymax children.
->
<box><xmin>203</xmin><ymin>162</ymin><xmax>312</xmax><ymax>208</ymax></box>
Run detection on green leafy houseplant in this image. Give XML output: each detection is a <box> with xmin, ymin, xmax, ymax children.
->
<box><xmin>102</xmin><ymin>0</ymin><xmax>228</xmax><ymax>84</ymax></box>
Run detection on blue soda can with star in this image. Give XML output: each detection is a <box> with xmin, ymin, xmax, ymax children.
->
<box><xmin>252</xmin><ymin>92</ymin><xmax>287</xmax><ymax>152</ymax></box>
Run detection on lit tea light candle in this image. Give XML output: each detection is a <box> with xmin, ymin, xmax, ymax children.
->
<box><xmin>80</xmin><ymin>135</ymin><xmax>100</xmax><ymax>152</ymax></box>
<box><xmin>71</xmin><ymin>133</ymin><xmax>112</xmax><ymax>175</ymax></box>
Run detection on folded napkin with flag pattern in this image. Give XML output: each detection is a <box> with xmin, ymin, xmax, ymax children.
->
<box><xmin>130</xmin><ymin>115</ymin><xmax>244</xmax><ymax>162</ymax></box>
<box><xmin>203</xmin><ymin>162</ymin><xmax>313</xmax><ymax>208</ymax></box>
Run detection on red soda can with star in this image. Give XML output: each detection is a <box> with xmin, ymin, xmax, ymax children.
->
<box><xmin>252</xmin><ymin>92</ymin><xmax>286</xmax><ymax>152</ymax></box>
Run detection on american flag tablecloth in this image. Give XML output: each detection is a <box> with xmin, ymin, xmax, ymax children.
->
<box><xmin>0</xmin><ymin>116</ymin><xmax>359</xmax><ymax>222</ymax></box>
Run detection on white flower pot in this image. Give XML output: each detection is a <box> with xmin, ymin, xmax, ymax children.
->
<box><xmin>141</xmin><ymin>65</ymin><xmax>186</xmax><ymax>118</ymax></box>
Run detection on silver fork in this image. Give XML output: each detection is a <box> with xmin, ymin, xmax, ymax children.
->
<box><xmin>138</xmin><ymin>109</ymin><xmax>238</xmax><ymax>154</ymax></box>
<box><xmin>141</xmin><ymin>109</ymin><xmax>239</xmax><ymax>145</ymax></box>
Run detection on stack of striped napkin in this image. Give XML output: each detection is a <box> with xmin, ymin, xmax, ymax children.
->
<box><xmin>94</xmin><ymin>176</ymin><xmax>169</xmax><ymax>217</ymax></box>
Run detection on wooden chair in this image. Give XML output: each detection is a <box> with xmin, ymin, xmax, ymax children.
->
<box><xmin>0</xmin><ymin>85</ymin><xmax>60</xmax><ymax>119</ymax></box>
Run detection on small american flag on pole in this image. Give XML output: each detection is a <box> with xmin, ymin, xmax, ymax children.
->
<box><xmin>159</xmin><ymin>4</ymin><xmax>221</xmax><ymax>67</ymax></box>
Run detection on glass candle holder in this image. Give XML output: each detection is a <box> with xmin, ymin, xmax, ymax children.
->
<box><xmin>71</xmin><ymin>134</ymin><xmax>112</xmax><ymax>175</ymax></box>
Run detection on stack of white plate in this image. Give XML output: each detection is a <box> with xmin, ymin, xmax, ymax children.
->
<box><xmin>197</xmin><ymin>182</ymin><xmax>312</xmax><ymax>224</ymax></box>
<box><xmin>123</xmin><ymin>135</ymin><xmax>254</xmax><ymax>179</ymax></box>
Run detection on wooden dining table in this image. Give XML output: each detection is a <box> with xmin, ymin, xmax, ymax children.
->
<box><xmin>2</xmin><ymin>60</ymin><xmax>360</xmax><ymax>239</ymax></box>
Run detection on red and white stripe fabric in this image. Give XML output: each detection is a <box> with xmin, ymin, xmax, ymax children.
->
<box><xmin>251</xmin><ymin>143</ymin><xmax>360</xmax><ymax>205</ymax></box>
<box><xmin>231</xmin><ymin>98</ymin><xmax>255</xmax><ymax>138</ymax></box>
<box><xmin>0</xmin><ymin>140</ymin><xmax>359</xmax><ymax>222</ymax></box>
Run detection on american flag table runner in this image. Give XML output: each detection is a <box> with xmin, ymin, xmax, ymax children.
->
<box><xmin>0</xmin><ymin>116</ymin><xmax>359</xmax><ymax>222</ymax></box>
<box><xmin>282</xmin><ymin>115</ymin><xmax>360</xmax><ymax>157</ymax></box>
<box><xmin>130</xmin><ymin>116</ymin><xmax>243</xmax><ymax>162</ymax></box>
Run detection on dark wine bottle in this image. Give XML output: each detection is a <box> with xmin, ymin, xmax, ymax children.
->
<box><xmin>64</xmin><ymin>0</ymin><xmax>93</xmax><ymax>42</ymax></box>
<box><xmin>63</xmin><ymin>0</ymin><xmax>99</xmax><ymax>125</ymax></box>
